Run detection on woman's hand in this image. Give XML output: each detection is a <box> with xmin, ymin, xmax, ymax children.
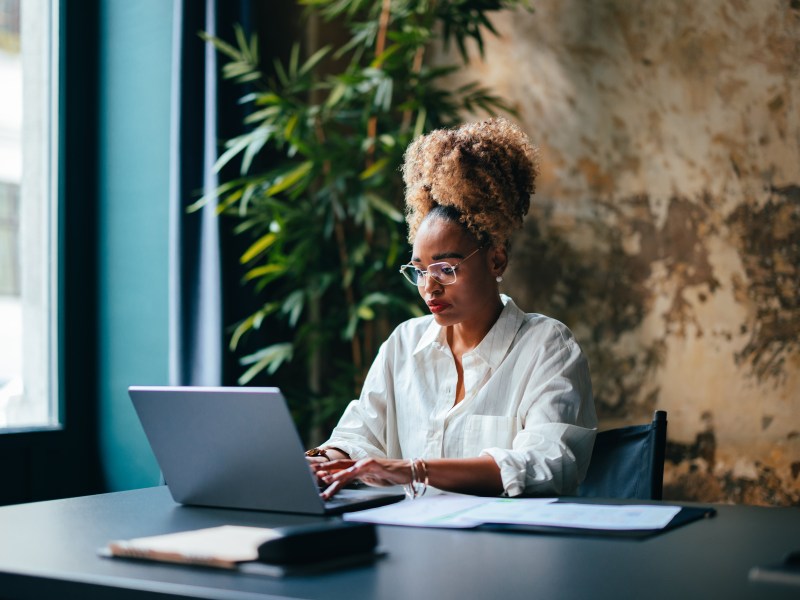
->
<box><xmin>305</xmin><ymin>448</ymin><xmax>351</xmax><ymax>487</ymax></box>
<box><xmin>310</xmin><ymin>458</ymin><xmax>412</xmax><ymax>500</ymax></box>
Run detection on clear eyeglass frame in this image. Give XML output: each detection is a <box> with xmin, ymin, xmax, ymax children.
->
<box><xmin>399</xmin><ymin>246</ymin><xmax>482</xmax><ymax>287</ymax></box>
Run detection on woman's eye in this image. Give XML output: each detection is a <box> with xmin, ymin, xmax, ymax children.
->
<box><xmin>414</xmin><ymin>268</ymin><xmax>425</xmax><ymax>277</ymax></box>
<box><xmin>440</xmin><ymin>266</ymin><xmax>455</xmax><ymax>275</ymax></box>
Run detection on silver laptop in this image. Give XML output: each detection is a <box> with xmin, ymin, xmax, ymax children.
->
<box><xmin>128</xmin><ymin>386</ymin><xmax>405</xmax><ymax>515</ymax></box>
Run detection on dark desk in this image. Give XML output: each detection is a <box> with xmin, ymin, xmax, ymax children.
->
<box><xmin>0</xmin><ymin>487</ymin><xmax>797</xmax><ymax>600</ymax></box>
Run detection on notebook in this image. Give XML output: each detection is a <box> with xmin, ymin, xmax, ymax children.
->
<box><xmin>128</xmin><ymin>386</ymin><xmax>405</xmax><ymax>515</ymax></box>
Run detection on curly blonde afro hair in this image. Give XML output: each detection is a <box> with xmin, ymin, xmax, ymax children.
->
<box><xmin>402</xmin><ymin>117</ymin><xmax>539</xmax><ymax>248</ymax></box>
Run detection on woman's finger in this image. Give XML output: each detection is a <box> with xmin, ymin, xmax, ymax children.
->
<box><xmin>310</xmin><ymin>458</ymin><xmax>355</xmax><ymax>473</ymax></box>
<box><xmin>320</xmin><ymin>463</ymin><xmax>363</xmax><ymax>499</ymax></box>
<box><xmin>319</xmin><ymin>457</ymin><xmax>405</xmax><ymax>498</ymax></box>
<box><xmin>320</xmin><ymin>479</ymin><xmax>344</xmax><ymax>500</ymax></box>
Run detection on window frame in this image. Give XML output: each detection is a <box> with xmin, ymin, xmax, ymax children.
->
<box><xmin>0</xmin><ymin>0</ymin><xmax>102</xmax><ymax>505</ymax></box>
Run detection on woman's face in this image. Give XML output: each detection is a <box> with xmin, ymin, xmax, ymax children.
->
<box><xmin>410</xmin><ymin>217</ymin><xmax>505</xmax><ymax>328</ymax></box>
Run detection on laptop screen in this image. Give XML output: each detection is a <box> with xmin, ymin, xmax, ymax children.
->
<box><xmin>128</xmin><ymin>386</ymin><xmax>404</xmax><ymax>515</ymax></box>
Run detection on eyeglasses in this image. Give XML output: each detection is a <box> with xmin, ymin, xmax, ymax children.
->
<box><xmin>399</xmin><ymin>247</ymin><xmax>482</xmax><ymax>287</ymax></box>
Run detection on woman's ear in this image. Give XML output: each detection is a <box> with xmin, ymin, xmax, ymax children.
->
<box><xmin>489</xmin><ymin>245</ymin><xmax>508</xmax><ymax>278</ymax></box>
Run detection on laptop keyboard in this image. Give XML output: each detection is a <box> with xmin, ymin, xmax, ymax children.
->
<box><xmin>325</xmin><ymin>490</ymin><xmax>373</xmax><ymax>507</ymax></box>
<box><xmin>324</xmin><ymin>488</ymin><xmax>395</xmax><ymax>508</ymax></box>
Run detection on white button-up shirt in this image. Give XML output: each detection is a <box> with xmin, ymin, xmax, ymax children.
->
<box><xmin>323</xmin><ymin>296</ymin><xmax>597</xmax><ymax>496</ymax></box>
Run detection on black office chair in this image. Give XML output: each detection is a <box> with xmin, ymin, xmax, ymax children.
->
<box><xmin>577</xmin><ymin>410</ymin><xmax>667</xmax><ymax>500</ymax></box>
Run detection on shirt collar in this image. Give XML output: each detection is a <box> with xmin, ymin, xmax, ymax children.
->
<box><xmin>413</xmin><ymin>317</ymin><xmax>445</xmax><ymax>355</ymax></box>
<box><xmin>472</xmin><ymin>295</ymin><xmax>525</xmax><ymax>369</ymax></box>
<box><xmin>412</xmin><ymin>295</ymin><xmax>525</xmax><ymax>368</ymax></box>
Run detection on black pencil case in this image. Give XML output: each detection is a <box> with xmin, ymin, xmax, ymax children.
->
<box><xmin>257</xmin><ymin>520</ymin><xmax>378</xmax><ymax>565</ymax></box>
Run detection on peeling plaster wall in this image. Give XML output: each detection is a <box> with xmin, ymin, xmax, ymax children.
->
<box><xmin>446</xmin><ymin>0</ymin><xmax>800</xmax><ymax>505</ymax></box>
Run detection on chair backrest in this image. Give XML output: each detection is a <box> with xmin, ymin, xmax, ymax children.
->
<box><xmin>577</xmin><ymin>410</ymin><xmax>667</xmax><ymax>500</ymax></box>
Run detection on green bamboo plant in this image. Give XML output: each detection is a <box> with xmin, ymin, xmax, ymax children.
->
<box><xmin>200</xmin><ymin>0</ymin><xmax>530</xmax><ymax>439</ymax></box>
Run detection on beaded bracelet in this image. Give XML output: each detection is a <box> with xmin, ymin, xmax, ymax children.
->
<box><xmin>305</xmin><ymin>447</ymin><xmax>330</xmax><ymax>460</ymax></box>
<box><xmin>305</xmin><ymin>447</ymin><xmax>348</xmax><ymax>460</ymax></box>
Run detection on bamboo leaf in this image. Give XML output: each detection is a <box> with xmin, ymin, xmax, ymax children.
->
<box><xmin>374</xmin><ymin>77</ymin><xmax>394</xmax><ymax>112</ymax></box>
<box><xmin>217</xmin><ymin>188</ymin><xmax>245</xmax><ymax>214</ymax></box>
<box><xmin>359</xmin><ymin>157</ymin><xmax>390</xmax><ymax>180</ymax></box>
<box><xmin>249</xmin><ymin>29</ymin><xmax>259</xmax><ymax>62</ymax></box>
<box><xmin>254</xmin><ymin>92</ymin><xmax>283</xmax><ymax>106</ymax></box>
<box><xmin>234</xmin><ymin>24</ymin><xmax>249</xmax><ymax>56</ymax></box>
<box><xmin>357</xmin><ymin>305</ymin><xmax>375</xmax><ymax>320</ymax></box>
<box><xmin>343</xmin><ymin>312</ymin><xmax>358</xmax><ymax>340</ymax></box>
<box><xmin>245</xmin><ymin>107</ymin><xmax>279</xmax><ymax>125</ymax></box>
<box><xmin>370</xmin><ymin>43</ymin><xmax>402</xmax><ymax>69</ymax></box>
<box><xmin>288</xmin><ymin>43</ymin><xmax>300</xmax><ymax>79</ymax></box>
<box><xmin>187</xmin><ymin>181</ymin><xmax>244</xmax><ymax>213</ymax></box>
<box><xmin>213</xmin><ymin>135</ymin><xmax>253</xmax><ymax>173</ymax></box>
<box><xmin>265</xmin><ymin>161</ymin><xmax>313</xmax><ymax>196</ymax></box>
<box><xmin>229</xmin><ymin>302</ymin><xmax>282</xmax><ymax>350</ymax></box>
<box><xmin>239</xmin><ymin>183</ymin><xmax>258</xmax><ymax>216</ymax></box>
<box><xmin>284</xmin><ymin>114</ymin><xmax>299</xmax><ymax>139</ymax></box>
<box><xmin>325</xmin><ymin>83</ymin><xmax>347</xmax><ymax>108</ymax></box>
<box><xmin>282</xmin><ymin>290</ymin><xmax>305</xmax><ymax>327</ymax></box>
<box><xmin>238</xmin><ymin>343</ymin><xmax>293</xmax><ymax>384</ymax></box>
<box><xmin>234</xmin><ymin>71</ymin><xmax>262</xmax><ymax>84</ymax></box>
<box><xmin>243</xmin><ymin>264</ymin><xmax>286</xmax><ymax>281</ymax></box>
<box><xmin>361</xmin><ymin>292</ymin><xmax>392</xmax><ymax>306</ymax></box>
<box><xmin>365</xmin><ymin>192</ymin><xmax>404</xmax><ymax>222</ymax></box>
<box><xmin>413</xmin><ymin>107</ymin><xmax>427</xmax><ymax>139</ymax></box>
<box><xmin>240</xmin><ymin>232</ymin><xmax>277</xmax><ymax>264</ymax></box>
<box><xmin>298</xmin><ymin>45</ymin><xmax>332</xmax><ymax>77</ymax></box>
<box><xmin>198</xmin><ymin>32</ymin><xmax>241</xmax><ymax>61</ymax></box>
<box><xmin>274</xmin><ymin>59</ymin><xmax>290</xmax><ymax>87</ymax></box>
<box><xmin>229</xmin><ymin>314</ymin><xmax>255</xmax><ymax>350</ymax></box>
<box><xmin>241</xmin><ymin>132</ymin><xmax>269</xmax><ymax>175</ymax></box>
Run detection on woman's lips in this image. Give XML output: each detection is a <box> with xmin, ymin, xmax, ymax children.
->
<box><xmin>427</xmin><ymin>301</ymin><xmax>450</xmax><ymax>314</ymax></box>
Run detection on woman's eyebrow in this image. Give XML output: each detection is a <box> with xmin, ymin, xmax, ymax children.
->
<box><xmin>411</xmin><ymin>251</ymin><xmax>465</xmax><ymax>263</ymax></box>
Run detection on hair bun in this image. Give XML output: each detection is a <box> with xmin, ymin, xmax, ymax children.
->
<box><xmin>403</xmin><ymin>117</ymin><xmax>539</xmax><ymax>247</ymax></box>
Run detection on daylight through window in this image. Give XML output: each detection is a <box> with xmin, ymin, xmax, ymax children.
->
<box><xmin>0</xmin><ymin>0</ymin><xmax>58</xmax><ymax>430</ymax></box>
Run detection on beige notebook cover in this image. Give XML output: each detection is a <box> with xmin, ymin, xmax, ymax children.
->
<box><xmin>107</xmin><ymin>525</ymin><xmax>280</xmax><ymax>569</ymax></box>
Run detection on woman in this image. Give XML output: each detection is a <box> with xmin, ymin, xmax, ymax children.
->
<box><xmin>308</xmin><ymin>118</ymin><xmax>597</xmax><ymax>499</ymax></box>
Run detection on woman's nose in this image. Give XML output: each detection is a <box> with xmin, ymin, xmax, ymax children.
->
<box><xmin>421</xmin><ymin>273</ymin><xmax>442</xmax><ymax>293</ymax></box>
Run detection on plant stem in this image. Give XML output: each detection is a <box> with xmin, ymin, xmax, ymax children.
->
<box><xmin>366</xmin><ymin>0</ymin><xmax>393</xmax><ymax>163</ymax></box>
<box><xmin>315</xmin><ymin>118</ymin><xmax>364</xmax><ymax>384</ymax></box>
<box><xmin>334</xmin><ymin>218</ymin><xmax>363</xmax><ymax>381</ymax></box>
<box><xmin>375</xmin><ymin>0</ymin><xmax>391</xmax><ymax>56</ymax></box>
<box><xmin>401</xmin><ymin>46</ymin><xmax>426</xmax><ymax>133</ymax></box>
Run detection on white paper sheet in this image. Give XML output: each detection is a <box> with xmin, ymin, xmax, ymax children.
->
<box><xmin>479</xmin><ymin>502</ymin><xmax>682</xmax><ymax>530</ymax></box>
<box><xmin>344</xmin><ymin>494</ymin><xmax>682</xmax><ymax>531</ymax></box>
<box><xmin>343</xmin><ymin>494</ymin><xmax>556</xmax><ymax>528</ymax></box>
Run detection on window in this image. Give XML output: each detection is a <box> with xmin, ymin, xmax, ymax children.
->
<box><xmin>0</xmin><ymin>0</ymin><xmax>58</xmax><ymax>430</ymax></box>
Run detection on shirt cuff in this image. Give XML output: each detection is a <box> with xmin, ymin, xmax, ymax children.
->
<box><xmin>320</xmin><ymin>440</ymin><xmax>371</xmax><ymax>461</ymax></box>
<box><xmin>480</xmin><ymin>448</ymin><xmax>528</xmax><ymax>497</ymax></box>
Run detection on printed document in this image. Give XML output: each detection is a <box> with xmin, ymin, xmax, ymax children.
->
<box><xmin>344</xmin><ymin>493</ymin><xmax>681</xmax><ymax>530</ymax></box>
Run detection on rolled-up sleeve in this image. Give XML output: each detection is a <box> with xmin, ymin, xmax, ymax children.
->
<box><xmin>481</xmin><ymin>329</ymin><xmax>597</xmax><ymax>496</ymax></box>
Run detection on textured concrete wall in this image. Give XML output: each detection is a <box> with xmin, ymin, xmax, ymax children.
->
<box><xmin>447</xmin><ymin>0</ymin><xmax>800</xmax><ymax>505</ymax></box>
